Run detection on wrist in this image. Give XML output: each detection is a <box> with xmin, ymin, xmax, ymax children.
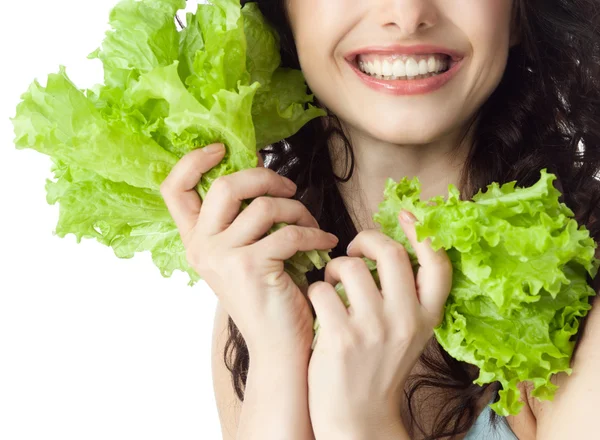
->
<box><xmin>238</xmin><ymin>349</ymin><xmax>313</xmax><ymax>440</ymax></box>
<box><xmin>249</xmin><ymin>347</ymin><xmax>311</xmax><ymax>392</ymax></box>
<box><xmin>250</xmin><ymin>344</ymin><xmax>312</xmax><ymax>371</ymax></box>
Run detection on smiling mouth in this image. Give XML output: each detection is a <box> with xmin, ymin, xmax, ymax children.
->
<box><xmin>348</xmin><ymin>53</ymin><xmax>456</xmax><ymax>81</ymax></box>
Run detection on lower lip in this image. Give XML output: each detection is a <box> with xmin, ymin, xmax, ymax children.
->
<box><xmin>347</xmin><ymin>58</ymin><xmax>463</xmax><ymax>96</ymax></box>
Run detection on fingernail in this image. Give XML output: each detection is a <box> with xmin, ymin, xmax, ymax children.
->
<box><xmin>399</xmin><ymin>209</ymin><xmax>416</xmax><ymax>224</ymax></box>
<box><xmin>328</xmin><ymin>233</ymin><xmax>339</xmax><ymax>243</ymax></box>
<box><xmin>204</xmin><ymin>143</ymin><xmax>224</xmax><ymax>154</ymax></box>
<box><xmin>346</xmin><ymin>239</ymin><xmax>354</xmax><ymax>254</ymax></box>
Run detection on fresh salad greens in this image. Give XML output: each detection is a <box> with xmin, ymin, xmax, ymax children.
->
<box><xmin>10</xmin><ymin>0</ymin><xmax>599</xmax><ymax>418</ymax></box>
<box><xmin>11</xmin><ymin>0</ymin><xmax>327</xmax><ymax>287</ymax></box>
<box><xmin>313</xmin><ymin>169</ymin><xmax>599</xmax><ymax>416</ymax></box>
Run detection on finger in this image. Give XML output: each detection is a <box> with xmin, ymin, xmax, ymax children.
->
<box><xmin>324</xmin><ymin>256</ymin><xmax>382</xmax><ymax>320</ymax></box>
<box><xmin>160</xmin><ymin>143</ymin><xmax>226</xmax><ymax>239</ymax></box>
<box><xmin>307</xmin><ymin>281</ymin><xmax>349</xmax><ymax>332</ymax></box>
<box><xmin>222</xmin><ymin>196</ymin><xmax>319</xmax><ymax>247</ymax></box>
<box><xmin>251</xmin><ymin>225</ymin><xmax>338</xmax><ymax>262</ymax></box>
<box><xmin>199</xmin><ymin>168</ymin><xmax>298</xmax><ymax>236</ymax></box>
<box><xmin>346</xmin><ymin>229</ymin><xmax>419</xmax><ymax>313</ymax></box>
<box><xmin>399</xmin><ymin>210</ymin><xmax>452</xmax><ymax>323</ymax></box>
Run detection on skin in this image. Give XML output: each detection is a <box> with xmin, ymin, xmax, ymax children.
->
<box><xmin>286</xmin><ymin>0</ymin><xmax>519</xmax><ymax>230</ymax></box>
<box><xmin>307</xmin><ymin>213</ymin><xmax>453</xmax><ymax>439</ymax></box>
<box><xmin>282</xmin><ymin>0</ymin><xmax>600</xmax><ymax>439</ymax></box>
<box><xmin>164</xmin><ymin>1</ymin><xmax>599</xmax><ymax>438</ymax></box>
<box><xmin>161</xmin><ymin>145</ymin><xmax>338</xmax><ymax>440</ymax></box>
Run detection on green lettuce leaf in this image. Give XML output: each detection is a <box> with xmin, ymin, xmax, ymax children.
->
<box><xmin>11</xmin><ymin>0</ymin><xmax>327</xmax><ymax>287</ymax></box>
<box><xmin>313</xmin><ymin>169</ymin><xmax>598</xmax><ymax>416</ymax></box>
<box><xmin>355</xmin><ymin>169</ymin><xmax>597</xmax><ymax>416</ymax></box>
<box><xmin>45</xmin><ymin>158</ymin><xmax>196</xmax><ymax>282</ymax></box>
<box><xmin>87</xmin><ymin>0</ymin><xmax>184</xmax><ymax>89</ymax></box>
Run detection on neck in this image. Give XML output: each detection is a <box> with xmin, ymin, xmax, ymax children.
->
<box><xmin>328</xmin><ymin>120</ymin><xmax>473</xmax><ymax>232</ymax></box>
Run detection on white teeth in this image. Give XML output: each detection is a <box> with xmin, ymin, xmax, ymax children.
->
<box><xmin>357</xmin><ymin>55</ymin><xmax>449</xmax><ymax>79</ymax></box>
<box><xmin>392</xmin><ymin>59</ymin><xmax>406</xmax><ymax>77</ymax></box>
<box><xmin>382</xmin><ymin>59</ymin><xmax>393</xmax><ymax>76</ymax></box>
<box><xmin>373</xmin><ymin>58</ymin><xmax>382</xmax><ymax>74</ymax></box>
<box><xmin>405</xmin><ymin>58</ymin><xmax>420</xmax><ymax>77</ymax></box>
<box><xmin>427</xmin><ymin>56</ymin><xmax>437</xmax><ymax>72</ymax></box>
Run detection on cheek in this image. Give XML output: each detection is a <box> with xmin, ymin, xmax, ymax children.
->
<box><xmin>461</xmin><ymin>1</ymin><xmax>514</xmax><ymax>95</ymax></box>
<box><xmin>288</xmin><ymin>0</ymin><xmax>348</xmax><ymax>76</ymax></box>
<box><xmin>288</xmin><ymin>0</ymin><xmax>328</xmax><ymax>49</ymax></box>
<box><xmin>467</xmin><ymin>1</ymin><xmax>514</xmax><ymax>61</ymax></box>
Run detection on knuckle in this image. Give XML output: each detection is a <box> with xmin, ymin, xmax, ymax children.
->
<box><xmin>211</xmin><ymin>175</ymin><xmax>234</xmax><ymax>197</ymax></box>
<box><xmin>282</xmin><ymin>225</ymin><xmax>303</xmax><ymax>242</ymax></box>
<box><xmin>253</xmin><ymin>196</ymin><xmax>274</xmax><ymax>216</ymax></box>
<box><xmin>381</xmin><ymin>242</ymin><xmax>408</xmax><ymax>261</ymax></box>
<box><xmin>342</xmin><ymin>257</ymin><xmax>367</xmax><ymax>274</ymax></box>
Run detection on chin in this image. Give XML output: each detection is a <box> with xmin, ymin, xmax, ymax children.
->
<box><xmin>357</xmin><ymin>113</ymin><xmax>456</xmax><ymax>145</ymax></box>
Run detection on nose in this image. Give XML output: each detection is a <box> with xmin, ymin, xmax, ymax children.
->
<box><xmin>375</xmin><ymin>0</ymin><xmax>438</xmax><ymax>37</ymax></box>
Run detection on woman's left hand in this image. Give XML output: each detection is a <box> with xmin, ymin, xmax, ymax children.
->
<box><xmin>306</xmin><ymin>210</ymin><xmax>453</xmax><ymax>439</ymax></box>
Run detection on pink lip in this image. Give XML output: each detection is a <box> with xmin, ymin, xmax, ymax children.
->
<box><xmin>344</xmin><ymin>44</ymin><xmax>465</xmax><ymax>96</ymax></box>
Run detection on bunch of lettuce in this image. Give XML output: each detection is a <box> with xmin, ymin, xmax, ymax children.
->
<box><xmin>313</xmin><ymin>168</ymin><xmax>599</xmax><ymax>416</ymax></box>
<box><xmin>10</xmin><ymin>0</ymin><xmax>327</xmax><ymax>287</ymax></box>
<box><xmin>11</xmin><ymin>0</ymin><xmax>600</xmax><ymax>419</ymax></box>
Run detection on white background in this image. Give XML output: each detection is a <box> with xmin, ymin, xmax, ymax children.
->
<box><xmin>0</xmin><ymin>1</ymin><xmax>224</xmax><ymax>439</ymax></box>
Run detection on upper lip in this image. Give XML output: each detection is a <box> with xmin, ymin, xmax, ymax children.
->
<box><xmin>344</xmin><ymin>44</ymin><xmax>464</xmax><ymax>63</ymax></box>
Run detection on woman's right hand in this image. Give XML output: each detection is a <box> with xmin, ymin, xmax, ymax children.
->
<box><xmin>160</xmin><ymin>143</ymin><xmax>339</xmax><ymax>360</ymax></box>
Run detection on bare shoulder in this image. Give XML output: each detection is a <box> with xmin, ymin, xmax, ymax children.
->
<box><xmin>512</xmin><ymin>290</ymin><xmax>600</xmax><ymax>439</ymax></box>
<box><xmin>212</xmin><ymin>300</ymin><xmax>242</xmax><ymax>440</ymax></box>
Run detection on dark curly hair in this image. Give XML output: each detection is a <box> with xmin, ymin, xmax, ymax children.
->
<box><xmin>203</xmin><ymin>0</ymin><xmax>600</xmax><ymax>438</ymax></box>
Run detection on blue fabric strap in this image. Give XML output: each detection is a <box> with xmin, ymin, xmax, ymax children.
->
<box><xmin>464</xmin><ymin>405</ymin><xmax>518</xmax><ymax>440</ymax></box>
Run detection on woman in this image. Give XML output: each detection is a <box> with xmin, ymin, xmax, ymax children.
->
<box><xmin>159</xmin><ymin>0</ymin><xmax>600</xmax><ymax>438</ymax></box>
